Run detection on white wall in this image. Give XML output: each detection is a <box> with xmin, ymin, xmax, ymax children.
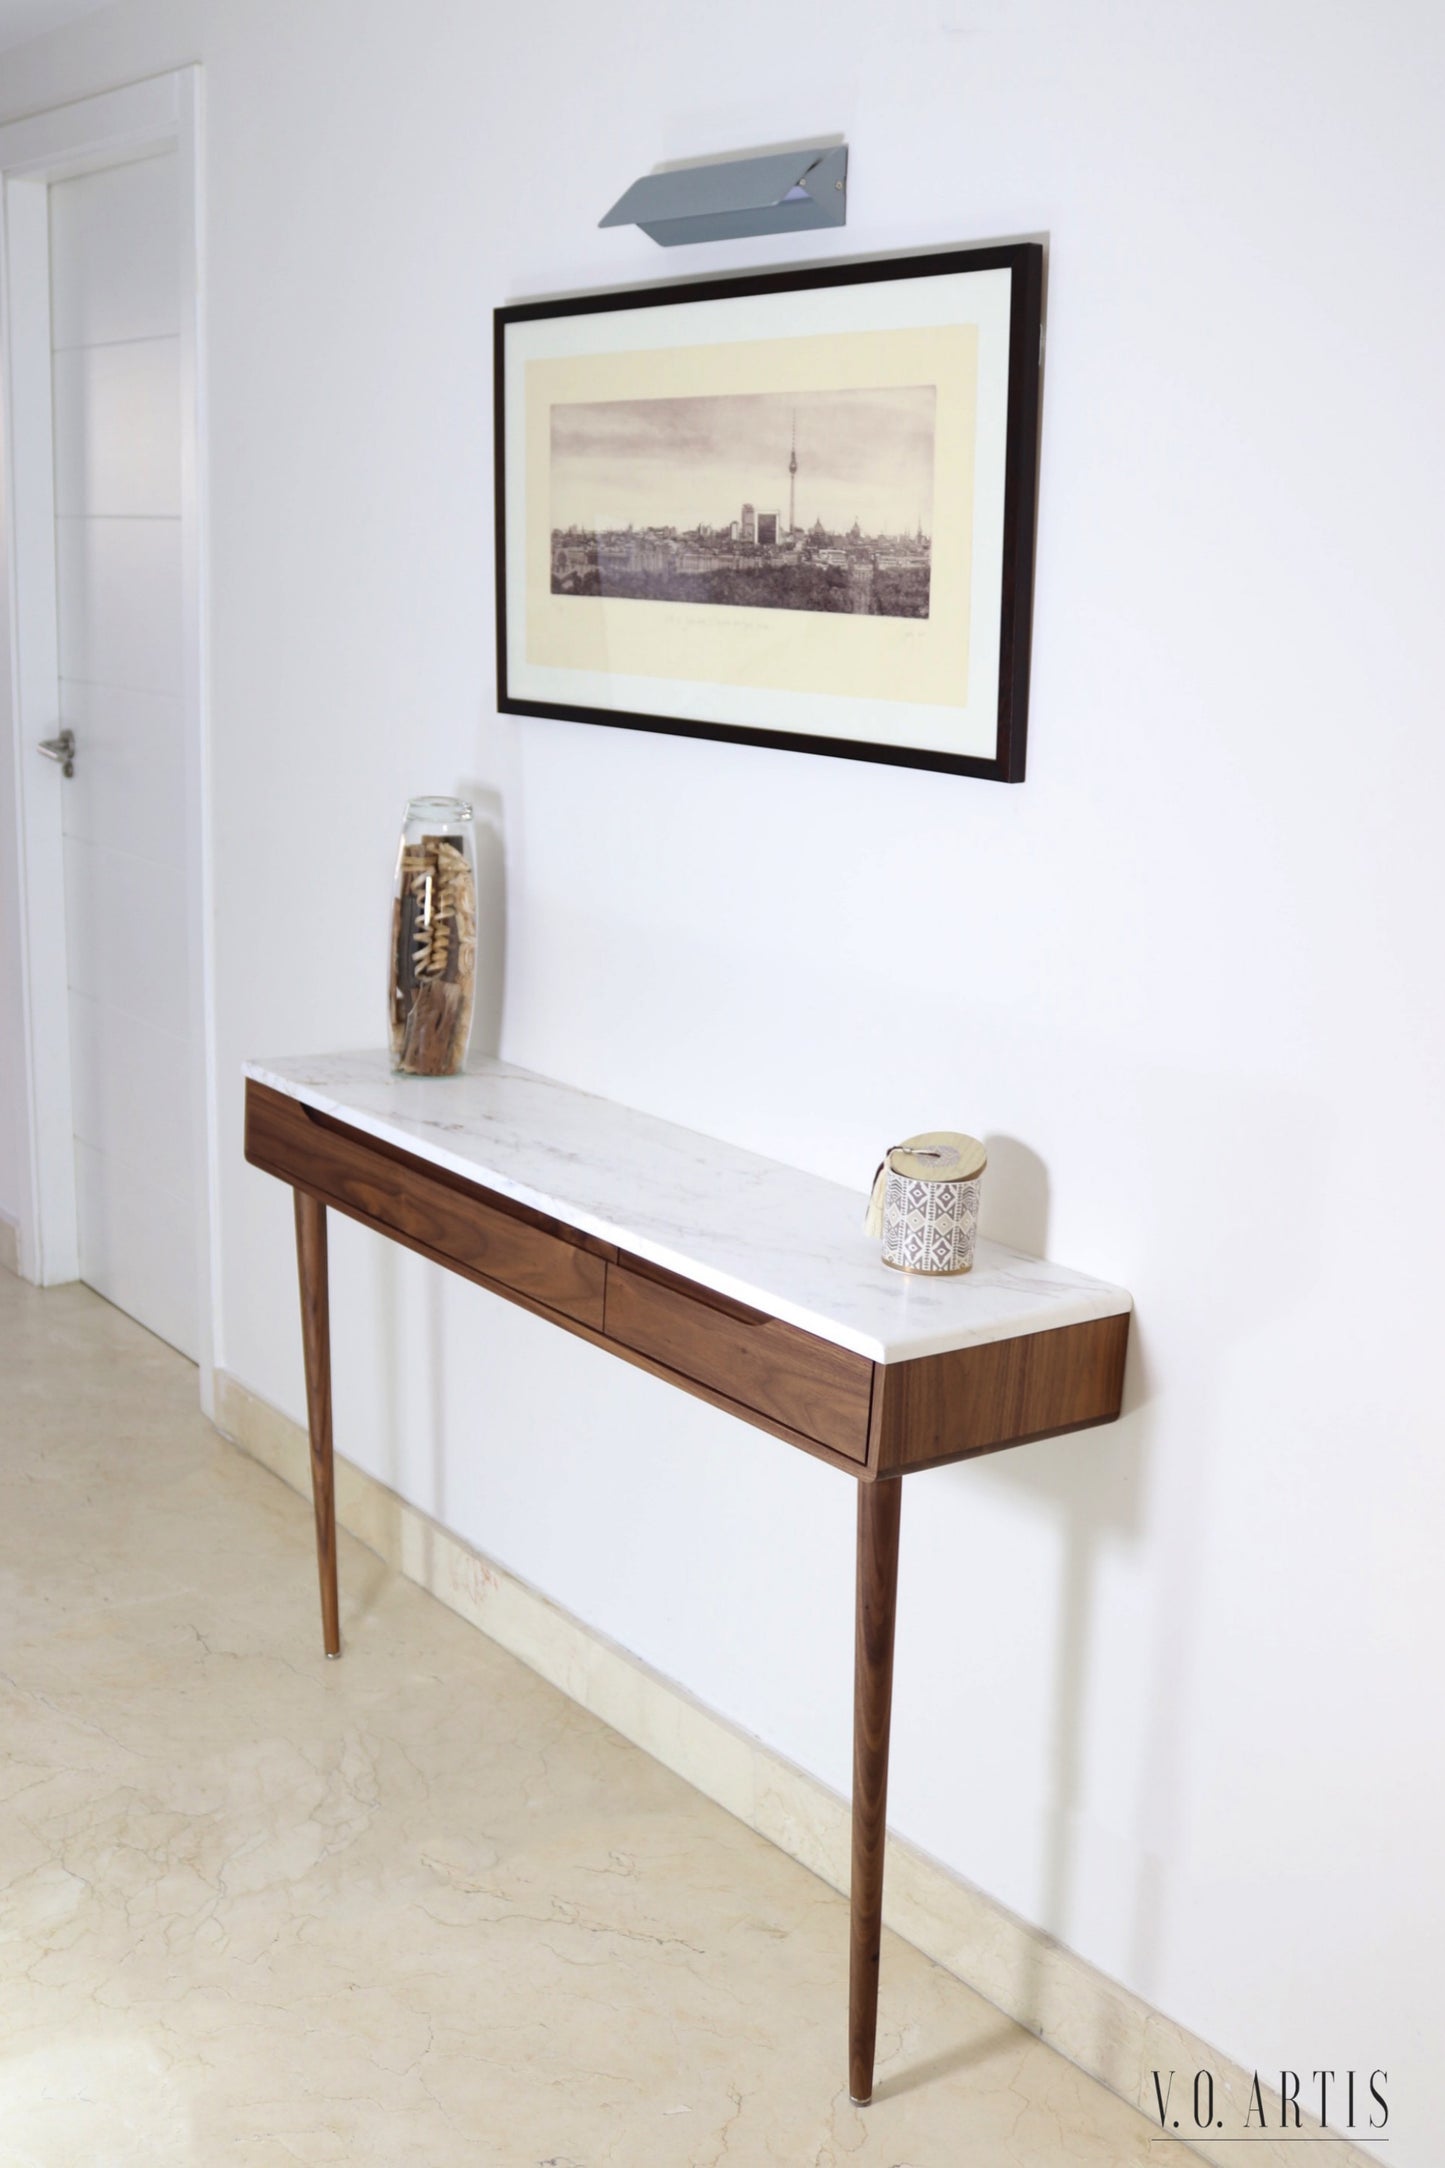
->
<box><xmin>0</xmin><ymin>436</ymin><xmax>21</xmax><ymax>1236</ymax></box>
<box><xmin>3</xmin><ymin>3</ymin><xmax>1442</xmax><ymax>2156</ymax></box>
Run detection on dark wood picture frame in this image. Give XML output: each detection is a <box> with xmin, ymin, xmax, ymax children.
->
<box><xmin>494</xmin><ymin>242</ymin><xmax>1043</xmax><ymax>783</ymax></box>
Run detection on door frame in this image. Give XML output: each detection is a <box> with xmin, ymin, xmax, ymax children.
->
<box><xmin>0</xmin><ymin>68</ymin><xmax>218</xmax><ymax>1407</ymax></box>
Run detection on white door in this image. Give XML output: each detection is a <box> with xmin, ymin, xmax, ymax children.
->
<box><xmin>48</xmin><ymin>150</ymin><xmax>197</xmax><ymax>1358</ymax></box>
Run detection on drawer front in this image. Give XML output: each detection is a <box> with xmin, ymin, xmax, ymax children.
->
<box><xmin>605</xmin><ymin>1262</ymin><xmax>872</xmax><ymax>1461</ymax></box>
<box><xmin>245</xmin><ymin>1083</ymin><xmax>606</xmax><ymax>1330</ymax></box>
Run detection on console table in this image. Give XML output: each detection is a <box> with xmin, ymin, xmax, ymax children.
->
<box><xmin>243</xmin><ymin>1052</ymin><xmax>1132</xmax><ymax>2104</ymax></box>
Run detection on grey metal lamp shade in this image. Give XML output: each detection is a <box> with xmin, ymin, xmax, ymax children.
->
<box><xmin>599</xmin><ymin>145</ymin><xmax>848</xmax><ymax>247</ymax></box>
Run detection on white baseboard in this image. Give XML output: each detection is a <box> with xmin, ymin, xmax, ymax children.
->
<box><xmin>213</xmin><ymin>1370</ymin><xmax>1373</xmax><ymax>2168</ymax></box>
<box><xmin>0</xmin><ymin>1212</ymin><xmax>18</xmax><ymax>1276</ymax></box>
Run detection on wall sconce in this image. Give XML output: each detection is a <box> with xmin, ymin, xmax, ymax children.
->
<box><xmin>600</xmin><ymin>144</ymin><xmax>848</xmax><ymax>248</ymax></box>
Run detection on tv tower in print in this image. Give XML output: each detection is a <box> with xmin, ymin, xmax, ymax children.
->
<box><xmin>788</xmin><ymin>410</ymin><xmax>798</xmax><ymax>535</ymax></box>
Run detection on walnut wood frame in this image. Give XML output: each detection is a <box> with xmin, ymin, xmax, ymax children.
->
<box><xmin>245</xmin><ymin>1079</ymin><xmax>1127</xmax><ymax>2101</ymax></box>
<box><xmin>494</xmin><ymin>242</ymin><xmax>1044</xmax><ymax>784</ymax></box>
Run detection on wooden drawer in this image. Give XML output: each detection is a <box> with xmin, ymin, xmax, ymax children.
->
<box><xmin>605</xmin><ymin>1259</ymin><xmax>873</xmax><ymax>1462</ymax></box>
<box><xmin>868</xmin><ymin>1312</ymin><xmax>1130</xmax><ymax>1476</ymax></box>
<box><xmin>245</xmin><ymin>1081</ymin><xmax>607</xmax><ymax>1331</ymax></box>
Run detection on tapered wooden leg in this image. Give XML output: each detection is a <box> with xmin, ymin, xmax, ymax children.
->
<box><xmin>849</xmin><ymin>1474</ymin><xmax>902</xmax><ymax>2104</ymax></box>
<box><xmin>294</xmin><ymin>1190</ymin><xmax>340</xmax><ymax>1658</ymax></box>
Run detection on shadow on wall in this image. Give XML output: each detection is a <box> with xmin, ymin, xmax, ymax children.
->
<box><xmin>459</xmin><ymin>782</ymin><xmax>508</xmax><ymax>1062</ymax></box>
<box><xmin>978</xmin><ymin>1132</ymin><xmax>1052</xmax><ymax>1259</ymax></box>
<box><xmin>970</xmin><ymin>1134</ymin><xmax>1156</xmax><ymax>2056</ymax></box>
<box><xmin>954</xmin><ymin>1071</ymin><xmax>1333</xmax><ymax>2054</ymax></box>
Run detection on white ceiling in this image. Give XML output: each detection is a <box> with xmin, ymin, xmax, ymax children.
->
<box><xmin>0</xmin><ymin>0</ymin><xmax>108</xmax><ymax>57</ymax></box>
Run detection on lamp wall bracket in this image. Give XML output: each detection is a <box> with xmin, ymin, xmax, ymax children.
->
<box><xmin>600</xmin><ymin>144</ymin><xmax>848</xmax><ymax>248</ymax></box>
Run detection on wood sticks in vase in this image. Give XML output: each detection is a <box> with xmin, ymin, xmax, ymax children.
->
<box><xmin>388</xmin><ymin>801</ymin><xmax>477</xmax><ymax>1076</ymax></box>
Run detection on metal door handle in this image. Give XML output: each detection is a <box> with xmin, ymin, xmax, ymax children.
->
<box><xmin>37</xmin><ymin>729</ymin><xmax>75</xmax><ymax>778</ymax></box>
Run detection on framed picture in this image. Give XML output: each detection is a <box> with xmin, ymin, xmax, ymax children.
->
<box><xmin>494</xmin><ymin>242</ymin><xmax>1042</xmax><ymax>782</ymax></box>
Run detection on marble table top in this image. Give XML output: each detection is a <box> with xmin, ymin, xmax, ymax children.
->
<box><xmin>245</xmin><ymin>1051</ymin><xmax>1132</xmax><ymax>1366</ymax></box>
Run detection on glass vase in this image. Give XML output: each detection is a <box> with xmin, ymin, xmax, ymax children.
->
<box><xmin>388</xmin><ymin>796</ymin><xmax>477</xmax><ymax>1076</ymax></box>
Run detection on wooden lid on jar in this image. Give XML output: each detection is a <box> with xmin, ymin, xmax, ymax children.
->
<box><xmin>886</xmin><ymin>1131</ymin><xmax>988</xmax><ymax>1183</ymax></box>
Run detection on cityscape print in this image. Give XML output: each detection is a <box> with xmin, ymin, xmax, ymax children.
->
<box><xmin>550</xmin><ymin>386</ymin><xmax>935</xmax><ymax>619</ymax></box>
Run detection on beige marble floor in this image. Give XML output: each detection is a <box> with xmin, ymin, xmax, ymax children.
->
<box><xmin>1</xmin><ymin>1267</ymin><xmax>1183</xmax><ymax>2168</ymax></box>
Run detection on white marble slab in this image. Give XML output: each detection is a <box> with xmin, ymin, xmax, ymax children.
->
<box><xmin>245</xmin><ymin>1051</ymin><xmax>1132</xmax><ymax>1366</ymax></box>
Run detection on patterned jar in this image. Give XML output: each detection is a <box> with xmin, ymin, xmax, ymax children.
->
<box><xmin>866</xmin><ymin>1131</ymin><xmax>987</xmax><ymax>1275</ymax></box>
